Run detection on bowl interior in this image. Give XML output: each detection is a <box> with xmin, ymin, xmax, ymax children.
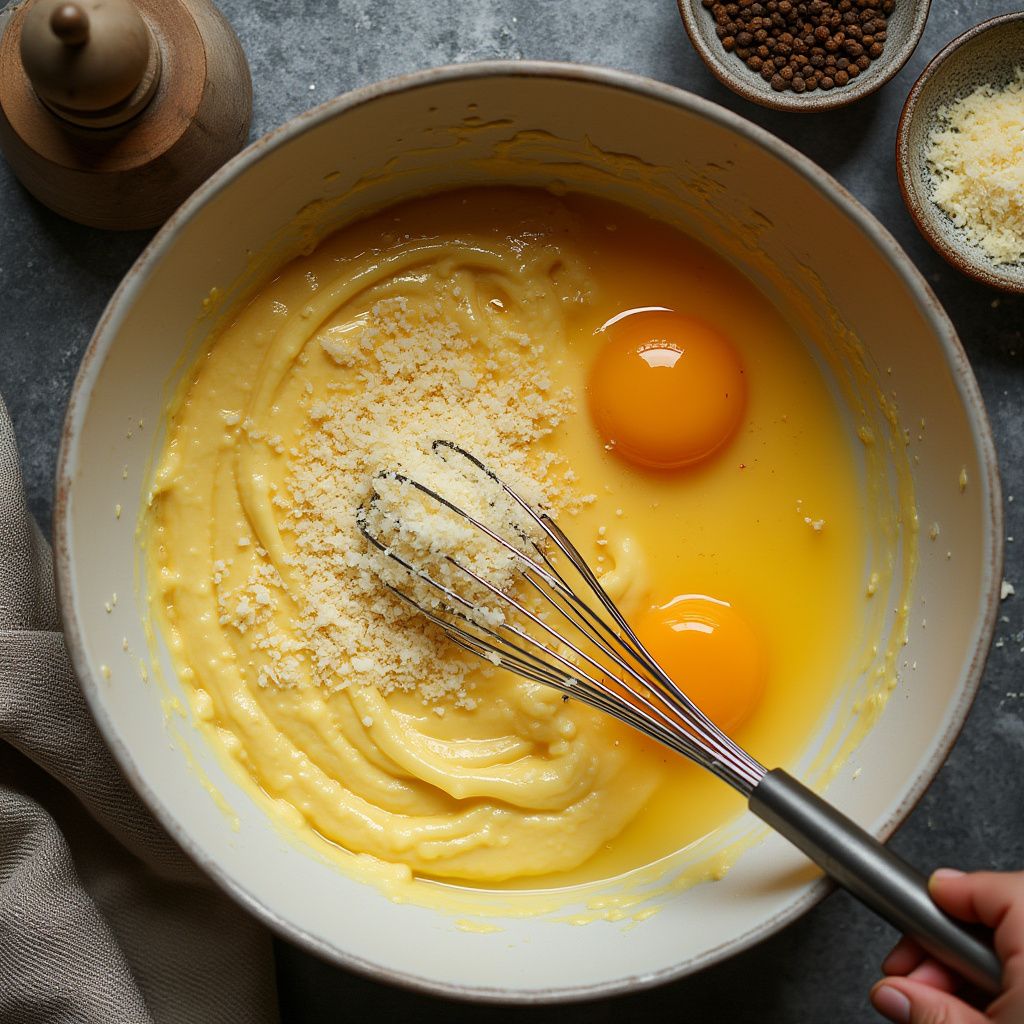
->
<box><xmin>678</xmin><ymin>0</ymin><xmax>930</xmax><ymax>112</ymax></box>
<box><xmin>899</xmin><ymin>16</ymin><xmax>1024</xmax><ymax>292</ymax></box>
<box><xmin>56</xmin><ymin>65</ymin><xmax>1000</xmax><ymax>1001</ymax></box>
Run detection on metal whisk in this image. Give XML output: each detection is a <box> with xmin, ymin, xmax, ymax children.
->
<box><xmin>358</xmin><ymin>439</ymin><xmax>999</xmax><ymax>993</ymax></box>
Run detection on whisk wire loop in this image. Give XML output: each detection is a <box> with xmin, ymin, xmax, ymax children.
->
<box><xmin>357</xmin><ymin>440</ymin><xmax>766</xmax><ymax>794</ymax></box>
<box><xmin>387</xmin><ymin>575</ymin><xmax>704</xmax><ymax>765</ymax></box>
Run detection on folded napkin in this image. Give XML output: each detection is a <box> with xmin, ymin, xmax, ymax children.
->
<box><xmin>0</xmin><ymin>397</ymin><xmax>278</xmax><ymax>1024</ymax></box>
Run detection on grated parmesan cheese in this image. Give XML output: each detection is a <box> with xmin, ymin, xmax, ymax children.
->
<box><xmin>361</xmin><ymin>457</ymin><xmax>544</xmax><ymax>630</ymax></box>
<box><xmin>221</xmin><ymin>292</ymin><xmax>586</xmax><ymax>705</ymax></box>
<box><xmin>925</xmin><ymin>67</ymin><xmax>1024</xmax><ymax>264</ymax></box>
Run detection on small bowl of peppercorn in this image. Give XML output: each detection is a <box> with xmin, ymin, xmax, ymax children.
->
<box><xmin>678</xmin><ymin>0</ymin><xmax>931</xmax><ymax>112</ymax></box>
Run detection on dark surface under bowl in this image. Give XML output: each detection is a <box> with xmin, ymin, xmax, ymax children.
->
<box><xmin>3</xmin><ymin>0</ymin><xmax>1024</xmax><ymax>1020</ymax></box>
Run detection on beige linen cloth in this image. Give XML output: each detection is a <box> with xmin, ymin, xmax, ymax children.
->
<box><xmin>0</xmin><ymin>397</ymin><xmax>279</xmax><ymax>1023</ymax></box>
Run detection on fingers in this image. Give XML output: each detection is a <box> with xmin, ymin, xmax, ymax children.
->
<box><xmin>882</xmin><ymin>938</ymin><xmax>958</xmax><ymax>992</ymax></box>
<box><xmin>870</xmin><ymin>978</ymin><xmax>990</xmax><ymax>1024</ymax></box>
<box><xmin>929</xmin><ymin>868</ymin><xmax>1024</xmax><ymax>966</ymax></box>
<box><xmin>905</xmin><ymin>959</ymin><xmax>959</xmax><ymax>993</ymax></box>
<box><xmin>929</xmin><ymin>869</ymin><xmax>1024</xmax><ymax>930</ymax></box>
<box><xmin>884</xmin><ymin>935</ymin><xmax>928</xmax><ymax>976</ymax></box>
<box><xmin>874</xmin><ymin>870</ymin><xmax>1024</xmax><ymax>1021</ymax></box>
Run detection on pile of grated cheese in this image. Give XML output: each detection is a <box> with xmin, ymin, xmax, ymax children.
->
<box><xmin>925</xmin><ymin>67</ymin><xmax>1024</xmax><ymax>265</ymax></box>
<box><xmin>274</xmin><ymin>293</ymin><xmax>586</xmax><ymax>705</ymax></box>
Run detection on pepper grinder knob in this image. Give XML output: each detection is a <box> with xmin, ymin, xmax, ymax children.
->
<box><xmin>50</xmin><ymin>4</ymin><xmax>90</xmax><ymax>46</ymax></box>
<box><xmin>19</xmin><ymin>0</ymin><xmax>160</xmax><ymax>126</ymax></box>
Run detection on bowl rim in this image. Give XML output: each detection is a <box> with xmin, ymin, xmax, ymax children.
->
<box><xmin>896</xmin><ymin>10</ymin><xmax>1024</xmax><ymax>294</ymax></box>
<box><xmin>54</xmin><ymin>59</ymin><xmax>1003</xmax><ymax>1004</ymax></box>
<box><xmin>676</xmin><ymin>0</ymin><xmax>932</xmax><ymax>113</ymax></box>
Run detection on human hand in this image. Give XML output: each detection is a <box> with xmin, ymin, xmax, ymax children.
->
<box><xmin>871</xmin><ymin>869</ymin><xmax>1024</xmax><ymax>1023</ymax></box>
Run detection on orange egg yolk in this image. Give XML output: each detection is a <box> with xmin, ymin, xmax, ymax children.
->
<box><xmin>587</xmin><ymin>308</ymin><xmax>746</xmax><ymax>470</ymax></box>
<box><xmin>632</xmin><ymin>594</ymin><xmax>765</xmax><ymax>735</ymax></box>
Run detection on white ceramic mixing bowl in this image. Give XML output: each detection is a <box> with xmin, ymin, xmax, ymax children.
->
<box><xmin>55</xmin><ymin>62</ymin><xmax>1001</xmax><ymax>1001</ymax></box>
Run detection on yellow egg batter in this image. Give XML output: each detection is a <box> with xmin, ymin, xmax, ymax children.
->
<box><xmin>145</xmin><ymin>187</ymin><xmax>869</xmax><ymax>891</ymax></box>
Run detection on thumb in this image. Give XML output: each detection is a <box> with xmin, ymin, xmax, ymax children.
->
<box><xmin>871</xmin><ymin>979</ymin><xmax>989</xmax><ymax>1024</ymax></box>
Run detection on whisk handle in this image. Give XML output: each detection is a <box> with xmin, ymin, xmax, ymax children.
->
<box><xmin>750</xmin><ymin>768</ymin><xmax>1002</xmax><ymax>995</ymax></box>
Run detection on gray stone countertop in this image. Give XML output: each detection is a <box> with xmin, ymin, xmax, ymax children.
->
<box><xmin>1</xmin><ymin>0</ymin><xmax>1022</xmax><ymax>1020</ymax></box>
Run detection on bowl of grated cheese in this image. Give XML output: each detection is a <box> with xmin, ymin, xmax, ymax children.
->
<box><xmin>55</xmin><ymin>62</ymin><xmax>1002</xmax><ymax>1000</ymax></box>
<box><xmin>897</xmin><ymin>12</ymin><xmax>1024</xmax><ymax>292</ymax></box>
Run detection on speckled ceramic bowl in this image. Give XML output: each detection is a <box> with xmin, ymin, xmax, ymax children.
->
<box><xmin>678</xmin><ymin>0</ymin><xmax>931</xmax><ymax>112</ymax></box>
<box><xmin>897</xmin><ymin>12</ymin><xmax>1024</xmax><ymax>293</ymax></box>
<box><xmin>55</xmin><ymin>62</ymin><xmax>1001</xmax><ymax>1002</ymax></box>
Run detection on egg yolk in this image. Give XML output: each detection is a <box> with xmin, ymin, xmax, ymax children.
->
<box><xmin>632</xmin><ymin>594</ymin><xmax>765</xmax><ymax>735</ymax></box>
<box><xmin>587</xmin><ymin>308</ymin><xmax>746</xmax><ymax>470</ymax></box>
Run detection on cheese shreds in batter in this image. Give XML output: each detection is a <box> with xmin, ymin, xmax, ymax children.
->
<box><xmin>222</xmin><ymin>294</ymin><xmax>582</xmax><ymax>704</ymax></box>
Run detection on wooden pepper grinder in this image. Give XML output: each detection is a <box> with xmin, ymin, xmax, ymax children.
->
<box><xmin>0</xmin><ymin>0</ymin><xmax>252</xmax><ymax>229</ymax></box>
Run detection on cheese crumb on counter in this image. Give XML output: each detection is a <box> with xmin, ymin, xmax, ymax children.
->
<box><xmin>925</xmin><ymin>67</ymin><xmax>1024</xmax><ymax>264</ymax></box>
